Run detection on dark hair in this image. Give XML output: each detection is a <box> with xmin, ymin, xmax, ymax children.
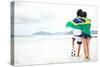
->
<box><xmin>81</xmin><ymin>12</ymin><xmax>87</xmax><ymax>18</ymax></box>
<box><xmin>77</xmin><ymin>9</ymin><xmax>83</xmax><ymax>16</ymax></box>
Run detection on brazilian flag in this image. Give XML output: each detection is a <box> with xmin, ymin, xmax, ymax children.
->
<box><xmin>66</xmin><ymin>18</ymin><xmax>91</xmax><ymax>36</ymax></box>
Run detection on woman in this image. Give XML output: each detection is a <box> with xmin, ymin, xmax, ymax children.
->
<box><xmin>81</xmin><ymin>12</ymin><xmax>91</xmax><ymax>60</ymax></box>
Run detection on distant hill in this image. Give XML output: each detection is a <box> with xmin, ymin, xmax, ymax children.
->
<box><xmin>33</xmin><ymin>31</ymin><xmax>53</xmax><ymax>35</ymax></box>
<box><xmin>33</xmin><ymin>30</ymin><xmax>97</xmax><ymax>35</ymax></box>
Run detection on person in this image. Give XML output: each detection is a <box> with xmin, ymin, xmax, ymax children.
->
<box><xmin>71</xmin><ymin>9</ymin><xmax>85</xmax><ymax>57</ymax></box>
<box><xmin>66</xmin><ymin>9</ymin><xmax>91</xmax><ymax>60</ymax></box>
<box><xmin>81</xmin><ymin>12</ymin><xmax>91</xmax><ymax>60</ymax></box>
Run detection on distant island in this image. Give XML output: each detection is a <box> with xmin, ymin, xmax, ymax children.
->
<box><xmin>33</xmin><ymin>31</ymin><xmax>53</xmax><ymax>35</ymax></box>
<box><xmin>13</xmin><ymin>30</ymin><xmax>97</xmax><ymax>37</ymax></box>
<box><xmin>33</xmin><ymin>30</ymin><xmax>97</xmax><ymax>35</ymax></box>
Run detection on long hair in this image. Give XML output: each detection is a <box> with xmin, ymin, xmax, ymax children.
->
<box><xmin>81</xmin><ymin>12</ymin><xmax>87</xmax><ymax>18</ymax></box>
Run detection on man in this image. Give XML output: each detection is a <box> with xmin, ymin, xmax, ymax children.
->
<box><xmin>71</xmin><ymin>9</ymin><xmax>85</xmax><ymax>57</ymax></box>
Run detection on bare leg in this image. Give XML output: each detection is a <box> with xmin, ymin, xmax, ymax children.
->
<box><xmin>86</xmin><ymin>38</ymin><xmax>91</xmax><ymax>59</ymax></box>
<box><xmin>72</xmin><ymin>38</ymin><xmax>75</xmax><ymax>50</ymax></box>
<box><xmin>77</xmin><ymin>44</ymin><xmax>81</xmax><ymax>57</ymax></box>
<box><xmin>71</xmin><ymin>38</ymin><xmax>76</xmax><ymax>56</ymax></box>
<box><xmin>82</xmin><ymin>37</ymin><xmax>88</xmax><ymax>59</ymax></box>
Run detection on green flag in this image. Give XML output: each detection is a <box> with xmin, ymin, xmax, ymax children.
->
<box><xmin>66</xmin><ymin>18</ymin><xmax>91</xmax><ymax>36</ymax></box>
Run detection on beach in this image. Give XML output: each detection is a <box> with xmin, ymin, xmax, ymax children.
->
<box><xmin>14</xmin><ymin>35</ymin><xmax>98</xmax><ymax>65</ymax></box>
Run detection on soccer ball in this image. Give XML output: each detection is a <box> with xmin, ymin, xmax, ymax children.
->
<box><xmin>71</xmin><ymin>50</ymin><xmax>76</xmax><ymax>56</ymax></box>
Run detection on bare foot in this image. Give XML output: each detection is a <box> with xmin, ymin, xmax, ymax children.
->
<box><xmin>77</xmin><ymin>54</ymin><xmax>80</xmax><ymax>57</ymax></box>
<box><xmin>84</xmin><ymin>57</ymin><xmax>90</xmax><ymax>61</ymax></box>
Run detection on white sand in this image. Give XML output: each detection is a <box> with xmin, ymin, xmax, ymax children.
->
<box><xmin>14</xmin><ymin>36</ymin><xmax>98</xmax><ymax>65</ymax></box>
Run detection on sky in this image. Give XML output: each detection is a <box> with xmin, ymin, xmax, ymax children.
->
<box><xmin>14</xmin><ymin>1</ymin><xmax>98</xmax><ymax>35</ymax></box>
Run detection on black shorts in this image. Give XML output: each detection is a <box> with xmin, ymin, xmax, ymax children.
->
<box><xmin>77</xmin><ymin>41</ymin><xmax>82</xmax><ymax>45</ymax></box>
<box><xmin>72</xmin><ymin>38</ymin><xmax>82</xmax><ymax>45</ymax></box>
<box><xmin>81</xmin><ymin>32</ymin><xmax>91</xmax><ymax>38</ymax></box>
<box><xmin>72</xmin><ymin>38</ymin><xmax>76</xmax><ymax>41</ymax></box>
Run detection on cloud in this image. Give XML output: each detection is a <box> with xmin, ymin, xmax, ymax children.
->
<box><xmin>14</xmin><ymin>2</ymin><xmax>97</xmax><ymax>35</ymax></box>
